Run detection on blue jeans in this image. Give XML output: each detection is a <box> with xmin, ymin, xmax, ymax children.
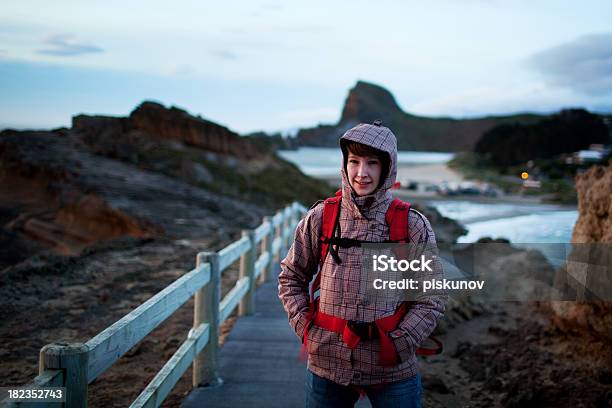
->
<box><xmin>305</xmin><ymin>370</ymin><xmax>422</xmax><ymax>408</ymax></box>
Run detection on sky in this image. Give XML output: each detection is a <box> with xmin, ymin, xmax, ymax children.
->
<box><xmin>1</xmin><ymin>1</ymin><xmax>611</xmax><ymax>134</ymax></box>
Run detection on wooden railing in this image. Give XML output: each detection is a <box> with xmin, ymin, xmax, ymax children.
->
<box><xmin>3</xmin><ymin>202</ymin><xmax>307</xmax><ymax>408</ymax></box>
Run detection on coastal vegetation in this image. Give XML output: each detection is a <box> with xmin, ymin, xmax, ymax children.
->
<box><xmin>449</xmin><ymin>109</ymin><xmax>611</xmax><ymax>204</ymax></box>
<box><xmin>449</xmin><ymin>152</ymin><xmax>580</xmax><ymax>203</ymax></box>
<box><xmin>474</xmin><ymin>109</ymin><xmax>609</xmax><ymax>166</ymax></box>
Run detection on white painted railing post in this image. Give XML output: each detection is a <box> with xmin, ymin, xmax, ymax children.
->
<box><xmin>261</xmin><ymin>216</ymin><xmax>274</xmax><ymax>282</ymax></box>
<box><xmin>274</xmin><ymin>210</ymin><xmax>284</xmax><ymax>268</ymax></box>
<box><xmin>239</xmin><ymin>230</ymin><xmax>256</xmax><ymax>316</ymax></box>
<box><xmin>283</xmin><ymin>207</ymin><xmax>293</xmax><ymax>255</ymax></box>
<box><xmin>40</xmin><ymin>343</ymin><xmax>89</xmax><ymax>407</ymax></box>
<box><xmin>278</xmin><ymin>209</ymin><xmax>288</xmax><ymax>263</ymax></box>
<box><xmin>288</xmin><ymin>204</ymin><xmax>298</xmax><ymax>247</ymax></box>
<box><xmin>193</xmin><ymin>252</ymin><xmax>222</xmax><ymax>388</ymax></box>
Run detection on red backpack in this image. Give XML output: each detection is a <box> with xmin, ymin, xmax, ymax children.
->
<box><xmin>303</xmin><ymin>190</ymin><xmax>443</xmax><ymax>364</ymax></box>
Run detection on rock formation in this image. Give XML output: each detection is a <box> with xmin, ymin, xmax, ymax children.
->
<box><xmin>572</xmin><ymin>162</ymin><xmax>612</xmax><ymax>243</ymax></box>
<box><xmin>296</xmin><ymin>81</ymin><xmax>544</xmax><ymax>151</ymax></box>
<box><xmin>551</xmin><ymin>161</ymin><xmax>612</xmax><ymax>340</ymax></box>
<box><xmin>0</xmin><ymin>102</ymin><xmax>332</xmax><ymax>272</ymax></box>
<box><xmin>73</xmin><ymin>101</ymin><xmax>266</xmax><ymax>160</ymax></box>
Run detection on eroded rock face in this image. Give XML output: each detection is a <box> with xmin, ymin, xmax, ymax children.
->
<box><xmin>551</xmin><ymin>162</ymin><xmax>612</xmax><ymax>340</ymax></box>
<box><xmin>572</xmin><ymin>163</ymin><xmax>612</xmax><ymax>244</ymax></box>
<box><xmin>73</xmin><ymin>101</ymin><xmax>265</xmax><ymax>160</ymax></box>
<box><xmin>0</xmin><ymin>126</ymin><xmax>270</xmax><ymax>270</ymax></box>
<box><xmin>129</xmin><ymin>102</ymin><xmax>265</xmax><ymax>158</ymax></box>
<box><xmin>0</xmin><ymin>130</ymin><xmax>161</xmax><ymax>261</ymax></box>
<box><xmin>339</xmin><ymin>81</ymin><xmax>402</xmax><ymax>125</ymax></box>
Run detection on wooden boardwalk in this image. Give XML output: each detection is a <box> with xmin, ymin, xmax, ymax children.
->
<box><xmin>181</xmin><ymin>267</ymin><xmax>373</xmax><ymax>408</ymax></box>
<box><xmin>181</xmin><ymin>269</ymin><xmax>306</xmax><ymax>408</ymax></box>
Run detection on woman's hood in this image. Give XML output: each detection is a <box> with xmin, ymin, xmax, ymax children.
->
<box><xmin>339</xmin><ymin>122</ymin><xmax>398</xmax><ymax>215</ymax></box>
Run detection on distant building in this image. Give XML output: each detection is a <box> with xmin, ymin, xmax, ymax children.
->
<box><xmin>522</xmin><ymin>179</ymin><xmax>541</xmax><ymax>188</ymax></box>
<box><xmin>578</xmin><ymin>150</ymin><xmax>603</xmax><ymax>162</ymax></box>
<box><xmin>567</xmin><ymin>143</ymin><xmax>611</xmax><ymax>164</ymax></box>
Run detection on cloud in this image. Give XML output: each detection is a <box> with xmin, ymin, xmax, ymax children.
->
<box><xmin>407</xmin><ymin>83</ymin><xmax>602</xmax><ymax>118</ymax></box>
<box><xmin>260</xmin><ymin>3</ymin><xmax>283</xmax><ymax>11</ymax></box>
<box><xmin>248</xmin><ymin>3</ymin><xmax>283</xmax><ymax>17</ymax></box>
<box><xmin>210</xmin><ymin>49</ymin><xmax>238</xmax><ymax>60</ymax></box>
<box><xmin>527</xmin><ymin>32</ymin><xmax>612</xmax><ymax>96</ymax></box>
<box><xmin>159</xmin><ymin>64</ymin><xmax>197</xmax><ymax>77</ymax></box>
<box><xmin>36</xmin><ymin>34</ymin><xmax>103</xmax><ymax>57</ymax></box>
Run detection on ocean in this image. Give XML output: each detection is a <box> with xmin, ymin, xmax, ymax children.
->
<box><xmin>277</xmin><ymin>147</ymin><xmax>453</xmax><ymax>177</ymax></box>
<box><xmin>429</xmin><ymin>200</ymin><xmax>578</xmax><ymax>244</ymax></box>
<box><xmin>279</xmin><ymin>147</ymin><xmax>578</xmax><ymax>245</ymax></box>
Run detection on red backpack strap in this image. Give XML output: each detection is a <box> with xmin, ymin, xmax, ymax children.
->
<box><xmin>416</xmin><ymin>335</ymin><xmax>444</xmax><ymax>356</ymax></box>
<box><xmin>386</xmin><ymin>200</ymin><xmax>444</xmax><ymax>357</ymax></box>
<box><xmin>385</xmin><ymin>198</ymin><xmax>410</xmax><ymax>243</ymax></box>
<box><xmin>303</xmin><ymin>190</ymin><xmax>342</xmax><ymax>349</ymax></box>
<box><xmin>319</xmin><ymin>190</ymin><xmax>342</xmax><ymax>264</ymax></box>
<box><xmin>311</xmin><ymin>190</ymin><xmax>342</xmax><ymax>300</ymax></box>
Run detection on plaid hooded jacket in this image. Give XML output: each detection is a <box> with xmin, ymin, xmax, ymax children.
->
<box><xmin>278</xmin><ymin>123</ymin><xmax>446</xmax><ymax>386</ymax></box>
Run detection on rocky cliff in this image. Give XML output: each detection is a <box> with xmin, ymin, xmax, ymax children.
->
<box><xmin>72</xmin><ymin>102</ymin><xmax>332</xmax><ymax>206</ymax></box>
<box><xmin>297</xmin><ymin>81</ymin><xmax>544</xmax><ymax>151</ymax></box>
<box><xmin>0</xmin><ymin>102</ymin><xmax>333</xmax><ymax>272</ymax></box>
<box><xmin>551</xmin><ymin>162</ymin><xmax>612</xmax><ymax>339</ymax></box>
<box><xmin>572</xmin><ymin>163</ymin><xmax>612</xmax><ymax>243</ymax></box>
<box><xmin>74</xmin><ymin>101</ymin><xmax>266</xmax><ymax>159</ymax></box>
<box><xmin>0</xmin><ymin>128</ymin><xmax>259</xmax><ymax>268</ymax></box>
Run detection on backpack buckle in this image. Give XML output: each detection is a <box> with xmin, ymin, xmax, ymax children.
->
<box><xmin>347</xmin><ymin>321</ymin><xmax>378</xmax><ymax>341</ymax></box>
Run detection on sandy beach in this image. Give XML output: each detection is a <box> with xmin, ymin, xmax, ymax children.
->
<box><xmin>321</xmin><ymin>162</ymin><xmax>464</xmax><ymax>187</ymax></box>
<box><xmin>396</xmin><ymin>162</ymin><xmax>464</xmax><ymax>184</ymax></box>
<box><xmin>319</xmin><ymin>162</ymin><xmax>578</xmax><ymax>209</ymax></box>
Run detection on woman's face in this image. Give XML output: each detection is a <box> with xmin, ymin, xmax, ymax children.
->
<box><xmin>347</xmin><ymin>152</ymin><xmax>382</xmax><ymax>196</ymax></box>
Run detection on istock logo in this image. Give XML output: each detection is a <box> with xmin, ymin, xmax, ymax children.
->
<box><xmin>372</xmin><ymin>254</ymin><xmax>433</xmax><ymax>272</ymax></box>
